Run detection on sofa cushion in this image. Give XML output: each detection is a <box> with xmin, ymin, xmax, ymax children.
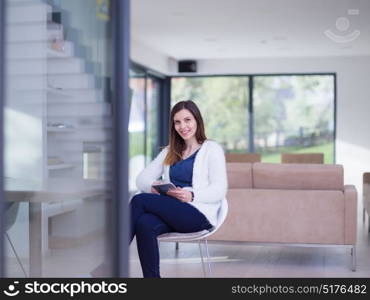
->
<box><xmin>208</xmin><ymin>189</ymin><xmax>345</xmax><ymax>244</ymax></box>
<box><xmin>253</xmin><ymin>163</ymin><xmax>343</xmax><ymax>190</ymax></box>
<box><xmin>227</xmin><ymin>163</ymin><xmax>253</xmax><ymax>188</ymax></box>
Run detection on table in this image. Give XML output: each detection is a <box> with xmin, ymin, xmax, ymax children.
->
<box><xmin>5</xmin><ymin>179</ymin><xmax>107</xmax><ymax>277</ymax></box>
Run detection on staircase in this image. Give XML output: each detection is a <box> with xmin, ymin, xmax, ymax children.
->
<box><xmin>6</xmin><ymin>0</ymin><xmax>112</xmax><ymax>255</ymax></box>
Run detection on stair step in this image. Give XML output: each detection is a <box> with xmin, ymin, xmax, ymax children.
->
<box><xmin>8</xmin><ymin>41</ymin><xmax>74</xmax><ymax>59</ymax></box>
<box><xmin>9</xmin><ymin>58</ymin><xmax>85</xmax><ymax>76</ymax></box>
<box><xmin>48</xmin><ymin>102</ymin><xmax>111</xmax><ymax>117</ymax></box>
<box><xmin>8</xmin><ymin>74</ymin><xmax>46</xmax><ymax>91</ymax></box>
<box><xmin>8</xmin><ymin>75</ymin><xmax>99</xmax><ymax>91</ymax></box>
<box><xmin>7</xmin><ymin>22</ymin><xmax>65</xmax><ymax>43</ymax></box>
<box><xmin>7</xmin><ymin>2</ymin><xmax>50</xmax><ymax>24</ymax></box>
<box><xmin>47</xmin><ymin>74</ymin><xmax>95</xmax><ymax>89</ymax></box>
<box><xmin>47</xmin><ymin>131</ymin><xmax>112</xmax><ymax>142</ymax></box>
<box><xmin>47</xmin><ymin>88</ymin><xmax>104</xmax><ymax>102</ymax></box>
<box><xmin>8</xmin><ymin>59</ymin><xmax>47</xmax><ymax>75</ymax></box>
<box><xmin>7</xmin><ymin>89</ymin><xmax>45</xmax><ymax>104</ymax></box>
<box><xmin>8</xmin><ymin>41</ymin><xmax>47</xmax><ymax>59</ymax></box>
<box><xmin>8</xmin><ymin>22</ymin><xmax>47</xmax><ymax>42</ymax></box>
<box><xmin>48</xmin><ymin>57</ymin><xmax>85</xmax><ymax>74</ymax></box>
<box><xmin>6</xmin><ymin>87</ymin><xmax>106</xmax><ymax>104</ymax></box>
<box><xmin>9</xmin><ymin>0</ymin><xmax>45</xmax><ymax>3</ymax></box>
<box><xmin>48</xmin><ymin>140</ymin><xmax>112</xmax><ymax>151</ymax></box>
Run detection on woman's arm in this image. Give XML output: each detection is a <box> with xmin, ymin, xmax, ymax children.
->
<box><xmin>193</xmin><ymin>144</ymin><xmax>228</xmax><ymax>204</ymax></box>
<box><xmin>136</xmin><ymin>147</ymin><xmax>168</xmax><ymax>193</ymax></box>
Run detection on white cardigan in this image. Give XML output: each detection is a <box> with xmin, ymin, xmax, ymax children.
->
<box><xmin>136</xmin><ymin>139</ymin><xmax>228</xmax><ymax>226</ymax></box>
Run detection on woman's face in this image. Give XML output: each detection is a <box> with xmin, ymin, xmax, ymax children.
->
<box><xmin>173</xmin><ymin>109</ymin><xmax>198</xmax><ymax>142</ymax></box>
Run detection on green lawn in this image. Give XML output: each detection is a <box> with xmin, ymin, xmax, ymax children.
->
<box><xmin>261</xmin><ymin>142</ymin><xmax>334</xmax><ymax>164</ymax></box>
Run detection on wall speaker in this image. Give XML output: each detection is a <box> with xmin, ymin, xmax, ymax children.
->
<box><xmin>178</xmin><ymin>60</ymin><xmax>197</xmax><ymax>73</ymax></box>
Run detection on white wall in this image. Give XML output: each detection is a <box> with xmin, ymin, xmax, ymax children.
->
<box><xmin>133</xmin><ymin>47</ymin><xmax>370</xmax><ymax>196</ymax></box>
<box><xmin>131</xmin><ymin>38</ymin><xmax>172</xmax><ymax>74</ymax></box>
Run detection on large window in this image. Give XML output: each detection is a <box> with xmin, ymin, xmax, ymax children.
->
<box><xmin>254</xmin><ymin>75</ymin><xmax>335</xmax><ymax>163</ymax></box>
<box><xmin>171</xmin><ymin>74</ymin><xmax>335</xmax><ymax>163</ymax></box>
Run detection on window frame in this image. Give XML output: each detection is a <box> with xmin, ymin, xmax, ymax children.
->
<box><xmin>130</xmin><ymin>61</ymin><xmax>168</xmax><ymax>160</ymax></box>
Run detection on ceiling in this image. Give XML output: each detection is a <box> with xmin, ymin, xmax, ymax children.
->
<box><xmin>131</xmin><ymin>0</ymin><xmax>370</xmax><ymax>60</ymax></box>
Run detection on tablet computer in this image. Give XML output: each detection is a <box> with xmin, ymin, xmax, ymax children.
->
<box><xmin>152</xmin><ymin>182</ymin><xmax>176</xmax><ymax>195</ymax></box>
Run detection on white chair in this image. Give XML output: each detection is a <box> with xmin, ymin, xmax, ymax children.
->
<box><xmin>157</xmin><ymin>198</ymin><xmax>228</xmax><ymax>277</ymax></box>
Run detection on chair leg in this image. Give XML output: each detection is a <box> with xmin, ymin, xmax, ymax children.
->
<box><xmin>351</xmin><ymin>245</ymin><xmax>356</xmax><ymax>272</ymax></box>
<box><xmin>175</xmin><ymin>242</ymin><xmax>179</xmax><ymax>251</ymax></box>
<box><xmin>198</xmin><ymin>241</ymin><xmax>206</xmax><ymax>277</ymax></box>
<box><xmin>5</xmin><ymin>233</ymin><xmax>27</xmax><ymax>277</ymax></box>
<box><xmin>204</xmin><ymin>239</ymin><xmax>212</xmax><ymax>277</ymax></box>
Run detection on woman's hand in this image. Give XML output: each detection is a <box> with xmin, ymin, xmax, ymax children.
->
<box><xmin>166</xmin><ymin>187</ymin><xmax>192</xmax><ymax>203</ymax></box>
<box><xmin>150</xmin><ymin>181</ymin><xmax>162</xmax><ymax>195</ymax></box>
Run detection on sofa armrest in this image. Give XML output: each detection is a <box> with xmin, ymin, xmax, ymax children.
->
<box><xmin>344</xmin><ymin>185</ymin><xmax>357</xmax><ymax>245</ymax></box>
<box><xmin>363</xmin><ymin>173</ymin><xmax>370</xmax><ymax>213</ymax></box>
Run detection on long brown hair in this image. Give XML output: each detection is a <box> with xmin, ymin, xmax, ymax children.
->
<box><xmin>163</xmin><ymin>100</ymin><xmax>207</xmax><ymax>165</ymax></box>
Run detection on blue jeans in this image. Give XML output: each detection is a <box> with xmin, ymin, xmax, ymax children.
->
<box><xmin>130</xmin><ymin>192</ymin><xmax>213</xmax><ymax>278</ymax></box>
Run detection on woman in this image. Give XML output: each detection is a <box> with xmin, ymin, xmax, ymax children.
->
<box><xmin>131</xmin><ymin>100</ymin><xmax>227</xmax><ymax>278</ymax></box>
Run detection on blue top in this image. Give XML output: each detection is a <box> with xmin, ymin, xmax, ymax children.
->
<box><xmin>169</xmin><ymin>149</ymin><xmax>200</xmax><ymax>188</ymax></box>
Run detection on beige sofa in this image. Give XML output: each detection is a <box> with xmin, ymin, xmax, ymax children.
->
<box><xmin>208</xmin><ymin>162</ymin><xmax>357</xmax><ymax>271</ymax></box>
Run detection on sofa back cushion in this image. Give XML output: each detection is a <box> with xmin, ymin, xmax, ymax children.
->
<box><xmin>225</xmin><ymin>153</ymin><xmax>261</xmax><ymax>163</ymax></box>
<box><xmin>208</xmin><ymin>189</ymin><xmax>345</xmax><ymax>244</ymax></box>
<box><xmin>281</xmin><ymin>153</ymin><xmax>324</xmax><ymax>164</ymax></box>
<box><xmin>253</xmin><ymin>163</ymin><xmax>343</xmax><ymax>190</ymax></box>
<box><xmin>227</xmin><ymin>162</ymin><xmax>253</xmax><ymax>188</ymax></box>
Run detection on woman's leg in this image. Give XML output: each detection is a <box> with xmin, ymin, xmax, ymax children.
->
<box><xmin>130</xmin><ymin>193</ymin><xmax>213</xmax><ymax>277</ymax></box>
<box><xmin>130</xmin><ymin>193</ymin><xmax>212</xmax><ymax>241</ymax></box>
<box><xmin>135</xmin><ymin>213</ymin><xmax>171</xmax><ymax>277</ymax></box>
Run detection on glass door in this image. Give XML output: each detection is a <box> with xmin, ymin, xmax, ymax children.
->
<box><xmin>3</xmin><ymin>0</ymin><xmax>127</xmax><ymax>277</ymax></box>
